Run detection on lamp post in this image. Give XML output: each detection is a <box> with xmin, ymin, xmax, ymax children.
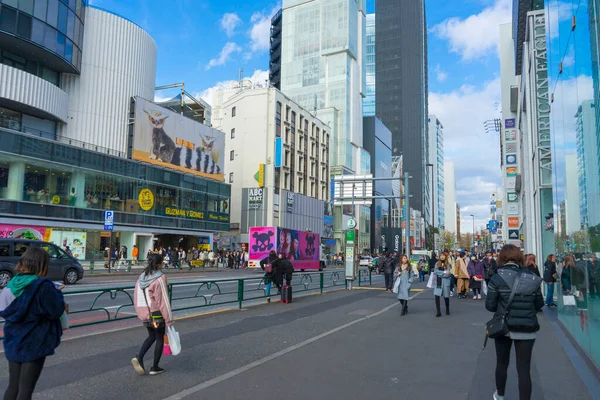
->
<box><xmin>426</xmin><ymin>163</ymin><xmax>434</xmax><ymax>251</ymax></box>
<box><xmin>469</xmin><ymin>214</ymin><xmax>475</xmax><ymax>251</ymax></box>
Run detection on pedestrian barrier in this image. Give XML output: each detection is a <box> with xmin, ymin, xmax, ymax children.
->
<box><xmin>0</xmin><ymin>268</ymin><xmax>377</xmax><ymax>333</ymax></box>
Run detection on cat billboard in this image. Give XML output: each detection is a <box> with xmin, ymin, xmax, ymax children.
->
<box><xmin>132</xmin><ymin>97</ymin><xmax>225</xmax><ymax>181</ymax></box>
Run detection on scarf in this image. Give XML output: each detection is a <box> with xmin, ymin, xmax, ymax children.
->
<box><xmin>7</xmin><ymin>274</ymin><xmax>38</xmax><ymax>297</ymax></box>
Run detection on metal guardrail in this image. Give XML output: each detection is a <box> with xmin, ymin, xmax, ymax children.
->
<box><xmin>0</xmin><ymin>269</ymin><xmax>376</xmax><ymax>332</ymax></box>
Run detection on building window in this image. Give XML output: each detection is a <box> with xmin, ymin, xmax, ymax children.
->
<box><xmin>231</xmin><ymin>106</ymin><xmax>236</xmax><ymax>117</ymax></box>
<box><xmin>284</xmin><ymin>172</ymin><xmax>289</xmax><ymax>189</ymax></box>
<box><xmin>291</xmin><ymin>111</ymin><xmax>296</xmax><ymax>133</ymax></box>
<box><xmin>229</xmin><ymin>173</ymin><xmax>234</xmax><ymax>183</ymax></box>
<box><xmin>284</xmin><ymin>150</ymin><xmax>289</xmax><ymax>166</ymax></box>
<box><xmin>230</xmin><ymin>128</ymin><xmax>235</xmax><ymax>139</ymax></box>
<box><xmin>275</xmin><ymin>102</ymin><xmax>281</xmax><ymax>137</ymax></box>
<box><xmin>285</xmin><ymin>106</ymin><xmax>290</xmax><ymax>121</ymax></box>
<box><xmin>0</xmin><ymin>6</ymin><xmax>18</xmax><ymax>34</ymax></box>
<box><xmin>230</xmin><ymin>150</ymin><xmax>235</xmax><ymax>161</ymax></box>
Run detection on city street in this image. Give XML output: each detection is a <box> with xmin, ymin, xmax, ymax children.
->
<box><xmin>0</xmin><ymin>281</ymin><xmax>595</xmax><ymax>399</ymax></box>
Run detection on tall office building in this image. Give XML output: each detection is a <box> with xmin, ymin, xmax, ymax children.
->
<box><xmin>363</xmin><ymin>13</ymin><xmax>375</xmax><ymax>116</ymax></box>
<box><xmin>375</xmin><ymin>0</ymin><xmax>428</xmax><ymax>219</ymax></box>
<box><xmin>444</xmin><ymin>161</ymin><xmax>457</xmax><ymax>234</ymax></box>
<box><xmin>576</xmin><ymin>100</ymin><xmax>600</xmax><ymax>228</ymax></box>
<box><xmin>269</xmin><ymin>9</ymin><xmax>282</xmax><ymax>90</ymax></box>
<box><xmin>280</xmin><ymin>0</ymin><xmax>368</xmax><ymax>251</ymax></box>
<box><xmin>428</xmin><ymin>115</ymin><xmax>445</xmax><ymax>229</ymax></box>
<box><xmin>565</xmin><ymin>154</ymin><xmax>581</xmax><ymax>234</ymax></box>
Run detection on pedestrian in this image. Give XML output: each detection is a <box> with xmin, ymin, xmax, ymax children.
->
<box><xmin>180</xmin><ymin>248</ymin><xmax>187</xmax><ymax>270</ymax></box>
<box><xmin>132</xmin><ymin>254</ymin><xmax>173</xmax><ymax>376</ymax></box>
<box><xmin>561</xmin><ymin>255</ymin><xmax>574</xmax><ymax>294</ymax></box>
<box><xmin>433</xmin><ymin>252</ymin><xmax>452</xmax><ymax>317</ymax></box>
<box><xmin>484</xmin><ymin>251</ymin><xmax>498</xmax><ymax>285</ymax></box>
<box><xmin>272</xmin><ymin>252</ymin><xmax>284</xmax><ymax>294</ymax></box>
<box><xmin>418</xmin><ymin>256</ymin><xmax>426</xmax><ymax>282</ymax></box>
<box><xmin>132</xmin><ymin>245</ymin><xmax>139</xmax><ymax>265</ymax></box>
<box><xmin>588</xmin><ymin>255</ymin><xmax>599</xmax><ymax>299</ymax></box>
<box><xmin>104</xmin><ymin>247</ymin><xmax>110</xmax><ymax>269</ymax></box>
<box><xmin>428</xmin><ymin>252</ymin><xmax>438</xmax><ymax>276</ymax></box>
<box><xmin>396</xmin><ymin>254</ymin><xmax>414</xmax><ymax>316</ymax></box>
<box><xmin>381</xmin><ymin>253</ymin><xmax>396</xmax><ymax>293</ymax></box>
<box><xmin>111</xmin><ymin>247</ymin><xmax>118</xmax><ymax>269</ymax></box>
<box><xmin>455</xmin><ymin>251</ymin><xmax>470</xmax><ymax>299</ymax></box>
<box><xmin>446</xmin><ymin>249</ymin><xmax>457</xmax><ymax>297</ymax></box>
<box><xmin>485</xmin><ymin>244</ymin><xmax>543</xmax><ymax>400</ymax></box>
<box><xmin>64</xmin><ymin>246</ymin><xmax>72</xmax><ymax>256</ymax></box>
<box><xmin>525</xmin><ymin>254</ymin><xmax>541</xmax><ymax>277</ymax></box>
<box><xmin>0</xmin><ymin>247</ymin><xmax>65</xmax><ymax>400</ymax></box>
<box><xmin>260</xmin><ymin>250</ymin><xmax>278</xmax><ymax>303</ymax></box>
<box><xmin>543</xmin><ymin>254</ymin><xmax>557</xmax><ymax>307</ymax></box>
<box><xmin>468</xmin><ymin>254</ymin><xmax>485</xmax><ymax>300</ymax></box>
<box><xmin>118</xmin><ymin>246</ymin><xmax>127</xmax><ymax>270</ymax></box>
<box><xmin>171</xmin><ymin>247</ymin><xmax>180</xmax><ymax>270</ymax></box>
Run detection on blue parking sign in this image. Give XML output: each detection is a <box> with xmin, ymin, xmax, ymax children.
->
<box><xmin>104</xmin><ymin>210</ymin><xmax>114</xmax><ymax>231</ymax></box>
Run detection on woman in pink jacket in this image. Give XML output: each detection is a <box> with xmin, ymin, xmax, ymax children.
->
<box><xmin>131</xmin><ymin>254</ymin><xmax>173</xmax><ymax>376</ymax></box>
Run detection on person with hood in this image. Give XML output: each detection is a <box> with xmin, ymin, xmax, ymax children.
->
<box><xmin>0</xmin><ymin>247</ymin><xmax>65</xmax><ymax>400</ymax></box>
<box><xmin>468</xmin><ymin>254</ymin><xmax>486</xmax><ymax>300</ymax></box>
<box><xmin>433</xmin><ymin>253</ymin><xmax>452</xmax><ymax>317</ymax></box>
<box><xmin>455</xmin><ymin>251</ymin><xmax>470</xmax><ymax>299</ymax></box>
<box><xmin>543</xmin><ymin>254</ymin><xmax>557</xmax><ymax>307</ymax></box>
<box><xmin>260</xmin><ymin>250</ymin><xmax>278</xmax><ymax>302</ymax></box>
<box><xmin>396</xmin><ymin>254</ymin><xmax>414</xmax><ymax>316</ymax></box>
<box><xmin>486</xmin><ymin>244</ymin><xmax>543</xmax><ymax>400</ymax></box>
<box><xmin>132</xmin><ymin>254</ymin><xmax>173</xmax><ymax>376</ymax></box>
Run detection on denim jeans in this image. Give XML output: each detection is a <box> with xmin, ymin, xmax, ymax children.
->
<box><xmin>265</xmin><ymin>281</ymin><xmax>272</xmax><ymax>296</ymax></box>
<box><xmin>545</xmin><ymin>282</ymin><xmax>555</xmax><ymax>305</ymax></box>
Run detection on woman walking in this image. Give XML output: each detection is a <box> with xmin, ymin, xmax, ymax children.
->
<box><xmin>561</xmin><ymin>255</ymin><xmax>574</xmax><ymax>294</ymax></box>
<box><xmin>433</xmin><ymin>253</ymin><xmax>452</xmax><ymax>317</ymax></box>
<box><xmin>132</xmin><ymin>254</ymin><xmax>173</xmax><ymax>376</ymax></box>
<box><xmin>260</xmin><ymin>250</ymin><xmax>278</xmax><ymax>302</ymax></box>
<box><xmin>396</xmin><ymin>254</ymin><xmax>414</xmax><ymax>316</ymax></box>
<box><xmin>486</xmin><ymin>244</ymin><xmax>543</xmax><ymax>400</ymax></box>
<box><xmin>543</xmin><ymin>254</ymin><xmax>557</xmax><ymax>307</ymax></box>
<box><xmin>0</xmin><ymin>247</ymin><xmax>65</xmax><ymax>400</ymax></box>
<box><xmin>468</xmin><ymin>255</ymin><xmax>485</xmax><ymax>300</ymax></box>
<box><xmin>525</xmin><ymin>254</ymin><xmax>541</xmax><ymax>277</ymax></box>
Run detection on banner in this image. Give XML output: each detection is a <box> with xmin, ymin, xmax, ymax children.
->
<box><xmin>0</xmin><ymin>224</ymin><xmax>52</xmax><ymax>241</ymax></box>
<box><xmin>132</xmin><ymin>97</ymin><xmax>225</xmax><ymax>181</ymax></box>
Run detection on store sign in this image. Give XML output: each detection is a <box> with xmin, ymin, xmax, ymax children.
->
<box><xmin>138</xmin><ymin>188</ymin><xmax>154</xmax><ymax>211</ymax></box>
<box><xmin>207</xmin><ymin>212</ymin><xmax>229</xmax><ymax>222</ymax></box>
<box><xmin>504</xmin><ymin>129</ymin><xmax>517</xmax><ymax>141</ymax></box>
<box><xmin>508</xmin><ymin>216</ymin><xmax>519</xmax><ymax>228</ymax></box>
<box><xmin>506</xmin><ymin>143</ymin><xmax>517</xmax><ymax>154</ymax></box>
<box><xmin>508</xmin><ymin>229</ymin><xmax>519</xmax><ymax>240</ymax></box>
<box><xmin>506</xmin><ymin>167</ymin><xmax>517</xmax><ymax>177</ymax></box>
<box><xmin>165</xmin><ymin>207</ymin><xmax>205</xmax><ymax>219</ymax></box>
<box><xmin>248</xmin><ymin>188</ymin><xmax>264</xmax><ymax>210</ymax></box>
<box><xmin>52</xmin><ymin>195</ymin><xmax>61</xmax><ymax>205</ymax></box>
<box><xmin>507</xmin><ymin>192</ymin><xmax>518</xmax><ymax>202</ymax></box>
<box><xmin>506</xmin><ymin>155</ymin><xmax>517</xmax><ymax>165</ymax></box>
<box><xmin>104</xmin><ymin>210</ymin><xmax>114</xmax><ymax>231</ymax></box>
<box><xmin>507</xmin><ymin>203</ymin><xmax>519</xmax><ymax>215</ymax></box>
<box><xmin>506</xmin><ymin>177</ymin><xmax>516</xmax><ymax>189</ymax></box>
<box><xmin>286</xmin><ymin>192</ymin><xmax>295</xmax><ymax>212</ymax></box>
<box><xmin>532</xmin><ymin>12</ymin><xmax>552</xmax><ymax>186</ymax></box>
<box><xmin>0</xmin><ymin>224</ymin><xmax>52</xmax><ymax>241</ymax></box>
<box><xmin>505</xmin><ymin>118</ymin><xmax>516</xmax><ymax>128</ymax></box>
<box><xmin>257</xmin><ymin>164</ymin><xmax>266</xmax><ymax>188</ymax></box>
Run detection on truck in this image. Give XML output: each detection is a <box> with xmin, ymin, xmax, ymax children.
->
<box><xmin>248</xmin><ymin>226</ymin><xmax>322</xmax><ymax>271</ymax></box>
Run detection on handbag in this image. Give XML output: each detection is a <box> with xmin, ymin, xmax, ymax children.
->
<box><xmin>426</xmin><ymin>272</ymin><xmax>435</xmax><ymax>289</ymax></box>
<box><xmin>264</xmin><ymin>263</ymin><xmax>273</xmax><ymax>274</ymax></box>
<box><xmin>392</xmin><ymin>276</ymin><xmax>401</xmax><ymax>294</ymax></box>
<box><xmin>486</xmin><ymin>272</ymin><xmax>522</xmax><ymax>341</ymax></box>
<box><xmin>60</xmin><ymin>303</ymin><xmax>69</xmax><ymax>329</ymax></box>
<box><xmin>142</xmin><ymin>288</ymin><xmax>164</xmax><ymax>328</ymax></box>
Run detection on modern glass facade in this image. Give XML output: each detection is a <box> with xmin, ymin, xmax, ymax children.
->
<box><xmin>0</xmin><ymin>0</ymin><xmax>85</xmax><ymax>73</ymax></box>
<box><xmin>363</xmin><ymin>13</ymin><xmax>375</xmax><ymax>117</ymax></box>
<box><xmin>545</xmin><ymin>0</ymin><xmax>600</xmax><ymax>368</ymax></box>
<box><xmin>0</xmin><ymin>128</ymin><xmax>231</xmax><ymax>233</ymax></box>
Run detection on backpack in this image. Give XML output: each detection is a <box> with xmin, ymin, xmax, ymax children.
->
<box><xmin>264</xmin><ymin>263</ymin><xmax>273</xmax><ymax>274</ymax></box>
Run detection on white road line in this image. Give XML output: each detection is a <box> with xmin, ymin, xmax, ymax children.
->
<box><xmin>163</xmin><ymin>289</ymin><xmax>428</xmax><ymax>400</ymax></box>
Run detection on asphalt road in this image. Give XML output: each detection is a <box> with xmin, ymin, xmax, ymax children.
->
<box><xmin>0</xmin><ymin>282</ymin><xmax>594</xmax><ymax>400</ymax></box>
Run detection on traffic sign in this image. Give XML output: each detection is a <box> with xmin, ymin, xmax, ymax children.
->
<box><xmin>347</xmin><ymin>218</ymin><xmax>357</xmax><ymax>229</ymax></box>
<box><xmin>104</xmin><ymin>210</ymin><xmax>114</xmax><ymax>231</ymax></box>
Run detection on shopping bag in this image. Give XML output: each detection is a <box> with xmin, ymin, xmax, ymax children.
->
<box><xmin>166</xmin><ymin>325</ymin><xmax>181</xmax><ymax>356</ymax></box>
<box><xmin>392</xmin><ymin>277</ymin><xmax>401</xmax><ymax>294</ymax></box>
<box><xmin>563</xmin><ymin>295</ymin><xmax>576</xmax><ymax>306</ymax></box>
<box><xmin>163</xmin><ymin>334</ymin><xmax>172</xmax><ymax>355</ymax></box>
<box><xmin>426</xmin><ymin>273</ymin><xmax>435</xmax><ymax>289</ymax></box>
<box><xmin>482</xmin><ymin>280</ymin><xmax>488</xmax><ymax>296</ymax></box>
<box><xmin>60</xmin><ymin>311</ymin><xmax>69</xmax><ymax>329</ymax></box>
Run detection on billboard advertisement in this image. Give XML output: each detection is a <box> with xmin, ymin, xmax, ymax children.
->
<box><xmin>132</xmin><ymin>97</ymin><xmax>225</xmax><ymax>181</ymax></box>
<box><xmin>248</xmin><ymin>226</ymin><xmax>320</xmax><ymax>270</ymax></box>
<box><xmin>0</xmin><ymin>224</ymin><xmax>52</xmax><ymax>241</ymax></box>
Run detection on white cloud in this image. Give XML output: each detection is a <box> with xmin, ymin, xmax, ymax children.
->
<box><xmin>429</xmin><ymin>78</ymin><xmax>503</xmax><ymax>226</ymax></box>
<box><xmin>221</xmin><ymin>13</ymin><xmax>242</xmax><ymax>37</ymax></box>
<box><xmin>198</xmin><ymin>69</ymin><xmax>270</xmax><ymax>106</ymax></box>
<box><xmin>435</xmin><ymin>65</ymin><xmax>448</xmax><ymax>82</ymax></box>
<box><xmin>205</xmin><ymin>42</ymin><xmax>242</xmax><ymax>70</ymax></box>
<box><xmin>431</xmin><ymin>0</ymin><xmax>512</xmax><ymax>61</ymax></box>
<box><xmin>248</xmin><ymin>6</ymin><xmax>280</xmax><ymax>55</ymax></box>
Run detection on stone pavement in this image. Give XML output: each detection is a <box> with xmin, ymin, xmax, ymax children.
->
<box><xmin>0</xmin><ymin>282</ymin><xmax>596</xmax><ymax>399</ymax></box>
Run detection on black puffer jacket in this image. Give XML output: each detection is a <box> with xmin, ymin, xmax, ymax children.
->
<box><xmin>485</xmin><ymin>264</ymin><xmax>544</xmax><ymax>333</ymax></box>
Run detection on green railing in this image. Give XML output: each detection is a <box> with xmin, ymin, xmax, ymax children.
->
<box><xmin>0</xmin><ymin>269</ymin><xmax>377</xmax><ymax>332</ymax></box>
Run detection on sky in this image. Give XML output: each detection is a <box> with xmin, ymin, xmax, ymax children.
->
<box><xmin>87</xmin><ymin>0</ymin><xmax>529</xmax><ymax>235</ymax></box>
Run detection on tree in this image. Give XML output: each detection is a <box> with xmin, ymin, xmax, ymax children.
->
<box><xmin>459</xmin><ymin>233</ymin><xmax>472</xmax><ymax>250</ymax></box>
<box><xmin>439</xmin><ymin>230</ymin><xmax>456</xmax><ymax>250</ymax></box>
<box><xmin>572</xmin><ymin>230</ymin><xmax>590</xmax><ymax>252</ymax></box>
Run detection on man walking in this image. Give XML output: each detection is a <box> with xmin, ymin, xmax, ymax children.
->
<box><xmin>381</xmin><ymin>253</ymin><xmax>397</xmax><ymax>293</ymax></box>
<box><xmin>455</xmin><ymin>251</ymin><xmax>470</xmax><ymax>299</ymax></box>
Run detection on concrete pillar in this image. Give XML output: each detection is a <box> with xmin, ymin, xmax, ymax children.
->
<box><xmin>6</xmin><ymin>161</ymin><xmax>25</xmax><ymax>201</ymax></box>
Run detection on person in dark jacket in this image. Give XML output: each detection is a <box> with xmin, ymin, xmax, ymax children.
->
<box><xmin>467</xmin><ymin>255</ymin><xmax>485</xmax><ymax>300</ymax></box>
<box><xmin>428</xmin><ymin>252</ymin><xmax>438</xmax><ymax>276</ymax></box>
<box><xmin>543</xmin><ymin>254</ymin><xmax>557</xmax><ymax>307</ymax></box>
<box><xmin>381</xmin><ymin>253</ymin><xmax>397</xmax><ymax>293</ymax></box>
<box><xmin>561</xmin><ymin>255</ymin><xmax>574</xmax><ymax>294</ymax></box>
<box><xmin>485</xmin><ymin>244</ymin><xmax>543</xmax><ymax>400</ymax></box>
<box><xmin>0</xmin><ymin>247</ymin><xmax>65</xmax><ymax>400</ymax></box>
<box><xmin>483</xmin><ymin>251</ymin><xmax>498</xmax><ymax>284</ymax></box>
<box><xmin>260</xmin><ymin>251</ymin><xmax>278</xmax><ymax>302</ymax></box>
<box><xmin>525</xmin><ymin>254</ymin><xmax>541</xmax><ymax>277</ymax></box>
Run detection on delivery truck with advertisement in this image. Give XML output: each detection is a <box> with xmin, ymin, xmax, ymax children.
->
<box><xmin>248</xmin><ymin>226</ymin><xmax>323</xmax><ymax>271</ymax></box>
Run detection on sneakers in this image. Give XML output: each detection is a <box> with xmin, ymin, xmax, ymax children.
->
<box><xmin>473</xmin><ymin>296</ymin><xmax>478</xmax><ymax>300</ymax></box>
<box><xmin>478</xmin><ymin>294</ymin><xmax>482</xmax><ymax>300</ymax></box>
<box><xmin>131</xmin><ymin>357</ymin><xmax>145</xmax><ymax>376</ymax></box>
<box><xmin>149</xmin><ymin>367</ymin><xmax>165</xmax><ymax>375</ymax></box>
<box><xmin>493</xmin><ymin>391</ymin><xmax>504</xmax><ymax>400</ymax></box>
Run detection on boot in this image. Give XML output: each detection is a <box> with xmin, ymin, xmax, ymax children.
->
<box><xmin>400</xmin><ymin>301</ymin><xmax>407</xmax><ymax>316</ymax></box>
<box><xmin>445</xmin><ymin>297</ymin><xmax>450</xmax><ymax>315</ymax></box>
<box><xmin>435</xmin><ymin>296</ymin><xmax>441</xmax><ymax>317</ymax></box>
<box><xmin>403</xmin><ymin>302</ymin><xmax>408</xmax><ymax>315</ymax></box>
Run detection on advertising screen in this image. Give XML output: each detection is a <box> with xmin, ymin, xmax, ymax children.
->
<box><xmin>249</xmin><ymin>227</ymin><xmax>320</xmax><ymax>270</ymax></box>
<box><xmin>132</xmin><ymin>97</ymin><xmax>225</xmax><ymax>181</ymax></box>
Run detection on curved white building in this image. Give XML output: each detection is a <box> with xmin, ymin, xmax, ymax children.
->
<box><xmin>60</xmin><ymin>7</ymin><xmax>157</xmax><ymax>155</ymax></box>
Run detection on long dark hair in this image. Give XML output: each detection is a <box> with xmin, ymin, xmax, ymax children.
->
<box><xmin>15</xmin><ymin>247</ymin><xmax>49</xmax><ymax>277</ymax></box>
<box><xmin>144</xmin><ymin>254</ymin><xmax>163</xmax><ymax>277</ymax></box>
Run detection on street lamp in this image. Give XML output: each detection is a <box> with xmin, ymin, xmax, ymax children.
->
<box><xmin>469</xmin><ymin>214</ymin><xmax>475</xmax><ymax>251</ymax></box>
<box><xmin>426</xmin><ymin>163</ymin><xmax>434</xmax><ymax>251</ymax></box>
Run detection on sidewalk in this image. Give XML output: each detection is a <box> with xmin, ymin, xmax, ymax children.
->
<box><xmin>0</xmin><ymin>283</ymin><xmax>596</xmax><ymax>399</ymax></box>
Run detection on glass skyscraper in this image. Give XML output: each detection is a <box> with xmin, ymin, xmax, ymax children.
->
<box><xmin>363</xmin><ymin>13</ymin><xmax>375</xmax><ymax>117</ymax></box>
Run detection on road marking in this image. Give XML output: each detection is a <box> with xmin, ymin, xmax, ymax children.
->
<box><xmin>174</xmin><ymin>308</ymin><xmax>235</xmax><ymax>321</ymax></box>
<box><xmin>164</xmin><ymin>289</ymin><xmax>428</xmax><ymax>400</ymax></box>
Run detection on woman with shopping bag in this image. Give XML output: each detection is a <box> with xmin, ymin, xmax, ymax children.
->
<box><xmin>395</xmin><ymin>255</ymin><xmax>414</xmax><ymax>316</ymax></box>
<box><xmin>433</xmin><ymin>253</ymin><xmax>452</xmax><ymax>317</ymax></box>
<box><xmin>132</xmin><ymin>254</ymin><xmax>174</xmax><ymax>375</ymax></box>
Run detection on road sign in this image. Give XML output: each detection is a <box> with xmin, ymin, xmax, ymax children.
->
<box><xmin>508</xmin><ymin>229</ymin><xmax>519</xmax><ymax>240</ymax></box>
<box><xmin>347</xmin><ymin>218</ymin><xmax>357</xmax><ymax>229</ymax></box>
<box><xmin>565</xmin><ymin>240</ymin><xmax>571</xmax><ymax>247</ymax></box>
<box><xmin>104</xmin><ymin>210</ymin><xmax>114</xmax><ymax>231</ymax></box>
<box><xmin>488</xmin><ymin>220</ymin><xmax>498</xmax><ymax>233</ymax></box>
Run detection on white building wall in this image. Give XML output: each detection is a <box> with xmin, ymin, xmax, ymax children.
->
<box><xmin>565</xmin><ymin>154</ymin><xmax>581</xmax><ymax>234</ymax></box>
<box><xmin>60</xmin><ymin>7</ymin><xmax>157</xmax><ymax>155</ymax></box>
<box><xmin>444</xmin><ymin>161</ymin><xmax>457</xmax><ymax>233</ymax></box>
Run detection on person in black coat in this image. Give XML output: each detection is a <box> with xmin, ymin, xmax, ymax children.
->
<box><xmin>260</xmin><ymin>251</ymin><xmax>278</xmax><ymax>302</ymax></box>
<box><xmin>485</xmin><ymin>244</ymin><xmax>544</xmax><ymax>400</ymax></box>
<box><xmin>543</xmin><ymin>254</ymin><xmax>557</xmax><ymax>307</ymax></box>
<box><xmin>428</xmin><ymin>253</ymin><xmax>438</xmax><ymax>275</ymax></box>
<box><xmin>381</xmin><ymin>253</ymin><xmax>397</xmax><ymax>293</ymax></box>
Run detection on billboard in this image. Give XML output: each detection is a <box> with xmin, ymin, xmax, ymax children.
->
<box><xmin>248</xmin><ymin>226</ymin><xmax>320</xmax><ymax>269</ymax></box>
<box><xmin>132</xmin><ymin>97</ymin><xmax>225</xmax><ymax>181</ymax></box>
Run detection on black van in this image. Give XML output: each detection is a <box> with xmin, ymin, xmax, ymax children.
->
<box><xmin>0</xmin><ymin>239</ymin><xmax>84</xmax><ymax>288</ymax></box>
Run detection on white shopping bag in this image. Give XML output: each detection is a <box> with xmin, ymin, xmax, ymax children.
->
<box><xmin>167</xmin><ymin>325</ymin><xmax>181</xmax><ymax>356</ymax></box>
<box><xmin>426</xmin><ymin>273</ymin><xmax>435</xmax><ymax>289</ymax></box>
<box><xmin>482</xmin><ymin>280</ymin><xmax>488</xmax><ymax>296</ymax></box>
<box><xmin>392</xmin><ymin>277</ymin><xmax>401</xmax><ymax>294</ymax></box>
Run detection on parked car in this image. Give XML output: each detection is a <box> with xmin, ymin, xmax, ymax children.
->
<box><xmin>359</xmin><ymin>256</ymin><xmax>373</xmax><ymax>268</ymax></box>
<box><xmin>0</xmin><ymin>239</ymin><xmax>84</xmax><ymax>288</ymax></box>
